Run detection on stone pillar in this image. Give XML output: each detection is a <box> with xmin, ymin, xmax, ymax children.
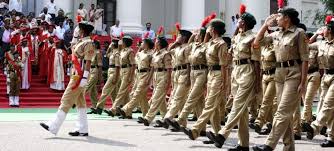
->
<box><xmin>117</xmin><ymin>0</ymin><xmax>143</xmax><ymax>35</ymax></box>
<box><xmin>181</xmin><ymin>0</ymin><xmax>205</xmax><ymax>31</ymax></box>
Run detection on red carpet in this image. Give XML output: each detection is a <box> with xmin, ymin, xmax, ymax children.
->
<box><xmin>0</xmin><ymin>71</ymin><xmax>112</xmax><ymax>108</ymax></box>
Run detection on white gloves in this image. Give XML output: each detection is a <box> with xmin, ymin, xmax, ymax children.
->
<box><xmin>79</xmin><ymin>71</ymin><xmax>90</xmax><ymax>88</ymax></box>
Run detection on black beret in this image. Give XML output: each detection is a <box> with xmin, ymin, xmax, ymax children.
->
<box><xmin>122</xmin><ymin>36</ymin><xmax>133</xmax><ymax>47</ymax></box>
<box><xmin>79</xmin><ymin>21</ymin><xmax>94</xmax><ymax>33</ymax></box>
<box><xmin>179</xmin><ymin>30</ymin><xmax>192</xmax><ymax>39</ymax></box>
<box><xmin>143</xmin><ymin>38</ymin><xmax>154</xmax><ymax>49</ymax></box>
<box><xmin>209</xmin><ymin>19</ymin><xmax>226</xmax><ymax>35</ymax></box>
<box><xmin>240</xmin><ymin>12</ymin><xmax>257</xmax><ymax>29</ymax></box>
<box><xmin>278</xmin><ymin>8</ymin><xmax>300</xmax><ymax>25</ymax></box>
<box><xmin>157</xmin><ymin>36</ymin><xmax>168</xmax><ymax>49</ymax></box>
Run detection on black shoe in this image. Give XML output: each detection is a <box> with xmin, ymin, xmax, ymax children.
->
<box><xmin>166</xmin><ymin>119</ymin><xmax>180</xmax><ymax>131</ymax></box>
<box><xmin>40</xmin><ymin>123</ymin><xmax>49</xmax><ymax>131</ymax></box>
<box><xmin>250</xmin><ymin>123</ymin><xmax>261</xmax><ymax>134</ymax></box>
<box><xmin>156</xmin><ymin>119</ymin><xmax>168</xmax><ymax>129</ymax></box>
<box><xmin>294</xmin><ymin>134</ymin><xmax>302</xmax><ymax>140</ymax></box>
<box><xmin>249</xmin><ymin>118</ymin><xmax>255</xmax><ymax>124</ymax></box>
<box><xmin>188</xmin><ymin>116</ymin><xmax>197</xmax><ymax>121</ymax></box>
<box><xmin>183</xmin><ymin>128</ymin><xmax>195</xmax><ymax>140</ymax></box>
<box><xmin>228</xmin><ymin>145</ymin><xmax>249</xmax><ymax>151</ymax></box>
<box><xmin>199</xmin><ymin>131</ymin><xmax>206</xmax><ymax>137</ymax></box>
<box><xmin>320</xmin><ymin>140</ymin><xmax>334</xmax><ymax>147</ymax></box>
<box><xmin>258</xmin><ymin>128</ymin><xmax>271</xmax><ymax>135</ymax></box>
<box><xmin>221</xmin><ymin>121</ymin><xmax>225</xmax><ymax>126</ymax></box>
<box><xmin>68</xmin><ymin>131</ymin><xmax>88</xmax><ymax>136</ymax></box>
<box><xmin>96</xmin><ymin>108</ymin><xmax>103</xmax><ymax>115</ymax></box>
<box><xmin>252</xmin><ymin>144</ymin><xmax>273</xmax><ymax>151</ymax></box>
<box><xmin>214</xmin><ymin>134</ymin><xmax>225</xmax><ymax>148</ymax></box>
<box><xmin>170</xmin><ymin>128</ymin><xmax>181</xmax><ymax>132</ymax></box>
<box><xmin>116</xmin><ymin>107</ymin><xmax>127</xmax><ymax>119</ymax></box>
<box><xmin>202</xmin><ymin>140</ymin><xmax>214</xmax><ymax>144</ymax></box>
<box><xmin>138</xmin><ymin>117</ymin><xmax>149</xmax><ymax>126</ymax></box>
<box><xmin>103</xmin><ymin>109</ymin><xmax>115</xmax><ymax>117</ymax></box>
<box><xmin>206</xmin><ymin>131</ymin><xmax>217</xmax><ymax>143</ymax></box>
<box><xmin>137</xmin><ymin>119</ymin><xmax>144</xmax><ymax>124</ymax></box>
<box><xmin>302</xmin><ymin>123</ymin><xmax>314</xmax><ymax>140</ymax></box>
<box><xmin>87</xmin><ymin>108</ymin><xmax>97</xmax><ymax>114</ymax></box>
<box><xmin>320</xmin><ymin>127</ymin><xmax>328</xmax><ymax>137</ymax></box>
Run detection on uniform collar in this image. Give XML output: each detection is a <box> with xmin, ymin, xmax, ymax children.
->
<box><xmin>326</xmin><ymin>39</ymin><xmax>334</xmax><ymax>44</ymax></box>
<box><xmin>281</xmin><ymin>25</ymin><xmax>296</xmax><ymax>33</ymax></box>
<box><xmin>240</xmin><ymin>30</ymin><xmax>252</xmax><ymax>36</ymax></box>
<box><xmin>157</xmin><ymin>48</ymin><xmax>166</xmax><ymax>54</ymax></box>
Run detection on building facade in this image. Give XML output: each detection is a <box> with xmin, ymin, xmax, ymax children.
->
<box><xmin>21</xmin><ymin>0</ymin><xmax>323</xmax><ymax>36</ymax></box>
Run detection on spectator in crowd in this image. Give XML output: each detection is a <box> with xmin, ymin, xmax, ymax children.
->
<box><xmin>231</xmin><ymin>15</ymin><xmax>237</xmax><ymax>35</ymax></box>
<box><xmin>55</xmin><ymin>20</ymin><xmax>66</xmax><ymax>40</ymax></box>
<box><xmin>89</xmin><ymin>3</ymin><xmax>95</xmax><ymax>23</ymax></box>
<box><xmin>39</xmin><ymin>7</ymin><xmax>52</xmax><ymax>23</ymax></box>
<box><xmin>9</xmin><ymin>0</ymin><xmax>22</xmax><ymax>13</ymax></box>
<box><xmin>0</xmin><ymin>18</ymin><xmax>11</xmax><ymax>67</ymax></box>
<box><xmin>94</xmin><ymin>4</ymin><xmax>103</xmax><ymax>34</ymax></box>
<box><xmin>0</xmin><ymin>0</ymin><xmax>8</xmax><ymax>15</ymax></box>
<box><xmin>54</xmin><ymin>9</ymin><xmax>65</xmax><ymax>26</ymax></box>
<box><xmin>77</xmin><ymin>3</ymin><xmax>87</xmax><ymax>21</ymax></box>
<box><xmin>46</xmin><ymin>0</ymin><xmax>57</xmax><ymax>20</ymax></box>
<box><xmin>63</xmin><ymin>19</ymin><xmax>74</xmax><ymax>54</ymax></box>
<box><xmin>141</xmin><ymin>22</ymin><xmax>155</xmax><ymax>40</ymax></box>
<box><xmin>110</xmin><ymin>19</ymin><xmax>122</xmax><ymax>38</ymax></box>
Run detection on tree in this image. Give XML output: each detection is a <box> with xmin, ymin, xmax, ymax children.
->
<box><xmin>314</xmin><ymin>0</ymin><xmax>334</xmax><ymax>25</ymax></box>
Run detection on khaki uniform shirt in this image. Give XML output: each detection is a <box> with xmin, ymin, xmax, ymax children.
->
<box><xmin>91</xmin><ymin>49</ymin><xmax>103</xmax><ymax>67</ymax></box>
<box><xmin>264</xmin><ymin>26</ymin><xmax>309</xmax><ymax>62</ymax></box>
<box><xmin>309</xmin><ymin>39</ymin><xmax>334</xmax><ymax>69</ymax></box>
<box><xmin>151</xmin><ymin>48</ymin><xmax>172</xmax><ymax>69</ymax></box>
<box><xmin>261</xmin><ymin>44</ymin><xmax>276</xmax><ymax>70</ymax></box>
<box><xmin>73</xmin><ymin>36</ymin><xmax>95</xmax><ymax>61</ymax></box>
<box><xmin>231</xmin><ymin>30</ymin><xmax>260</xmax><ymax>62</ymax></box>
<box><xmin>206</xmin><ymin>37</ymin><xmax>229</xmax><ymax>66</ymax></box>
<box><xmin>170</xmin><ymin>44</ymin><xmax>191</xmax><ymax>67</ymax></box>
<box><xmin>189</xmin><ymin>42</ymin><xmax>207</xmax><ymax>65</ymax></box>
<box><xmin>120</xmin><ymin>47</ymin><xmax>135</xmax><ymax>66</ymax></box>
<box><xmin>108</xmin><ymin>48</ymin><xmax>120</xmax><ymax>67</ymax></box>
<box><xmin>136</xmin><ymin>49</ymin><xmax>153</xmax><ymax>69</ymax></box>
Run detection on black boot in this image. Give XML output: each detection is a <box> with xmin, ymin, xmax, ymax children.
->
<box><xmin>165</xmin><ymin>119</ymin><xmax>180</xmax><ymax>131</ymax></box>
<box><xmin>87</xmin><ymin>108</ymin><xmax>97</xmax><ymax>114</ymax></box>
<box><xmin>228</xmin><ymin>145</ymin><xmax>249</xmax><ymax>151</ymax></box>
<box><xmin>321</xmin><ymin>140</ymin><xmax>334</xmax><ymax>147</ymax></box>
<box><xmin>302</xmin><ymin>122</ymin><xmax>314</xmax><ymax>140</ymax></box>
<box><xmin>138</xmin><ymin>117</ymin><xmax>149</xmax><ymax>126</ymax></box>
<box><xmin>183</xmin><ymin>128</ymin><xmax>195</xmax><ymax>140</ymax></box>
<box><xmin>68</xmin><ymin>131</ymin><xmax>88</xmax><ymax>136</ymax></box>
<box><xmin>96</xmin><ymin>108</ymin><xmax>103</xmax><ymax>115</ymax></box>
<box><xmin>252</xmin><ymin>144</ymin><xmax>273</xmax><ymax>151</ymax></box>
<box><xmin>103</xmin><ymin>109</ymin><xmax>115</xmax><ymax>117</ymax></box>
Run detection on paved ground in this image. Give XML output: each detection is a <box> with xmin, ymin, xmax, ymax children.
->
<box><xmin>0</xmin><ymin>108</ymin><xmax>332</xmax><ymax>151</ymax></box>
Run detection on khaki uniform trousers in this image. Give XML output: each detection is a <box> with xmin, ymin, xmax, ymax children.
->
<box><xmin>265</xmin><ymin>66</ymin><xmax>301</xmax><ymax>151</ymax></box>
<box><xmin>111</xmin><ymin>68</ymin><xmax>132</xmax><ymax>113</ymax></box>
<box><xmin>86</xmin><ymin>68</ymin><xmax>99</xmax><ymax>108</ymax></box>
<box><xmin>293</xmin><ymin>99</ymin><xmax>302</xmax><ymax>136</ymax></box>
<box><xmin>144</xmin><ymin>71</ymin><xmax>168</xmax><ymax>123</ymax></box>
<box><xmin>164</xmin><ymin>69</ymin><xmax>190</xmax><ymax>119</ymax></box>
<box><xmin>249</xmin><ymin>89</ymin><xmax>263</xmax><ymax>120</ymax></box>
<box><xmin>311</xmin><ymin>74</ymin><xmax>334</xmax><ymax>141</ymax></box>
<box><xmin>96</xmin><ymin>68</ymin><xmax>118</xmax><ymax>109</ymax></box>
<box><xmin>122</xmin><ymin>71</ymin><xmax>150</xmax><ymax>117</ymax></box>
<box><xmin>190</xmin><ymin>70</ymin><xmax>224</xmax><ymax>139</ymax></box>
<box><xmin>220</xmin><ymin>67</ymin><xmax>232</xmax><ymax>121</ymax></box>
<box><xmin>255</xmin><ymin>74</ymin><xmax>276</xmax><ymax>127</ymax></box>
<box><xmin>218</xmin><ymin>64</ymin><xmax>255</xmax><ymax>147</ymax></box>
<box><xmin>176</xmin><ymin>69</ymin><xmax>207</xmax><ymax>127</ymax></box>
<box><xmin>302</xmin><ymin>72</ymin><xmax>321</xmax><ymax>123</ymax></box>
<box><xmin>59</xmin><ymin>77</ymin><xmax>87</xmax><ymax>113</ymax></box>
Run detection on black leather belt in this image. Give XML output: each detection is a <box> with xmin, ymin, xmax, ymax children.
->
<box><xmin>191</xmin><ymin>64</ymin><xmax>208</xmax><ymax>70</ymax></box>
<box><xmin>234</xmin><ymin>59</ymin><xmax>252</xmax><ymax>65</ymax></box>
<box><xmin>109</xmin><ymin>64</ymin><xmax>116</xmax><ymax>68</ymax></box>
<box><xmin>277</xmin><ymin>59</ymin><xmax>301</xmax><ymax>68</ymax></box>
<box><xmin>121</xmin><ymin>64</ymin><xmax>132</xmax><ymax>68</ymax></box>
<box><xmin>173</xmin><ymin>64</ymin><xmax>188</xmax><ymax>71</ymax></box>
<box><xmin>208</xmin><ymin>65</ymin><xmax>221</xmax><ymax>71</ymax></box>
<box><xmin>154</xmin><ymin>68</ymin><xmax>167</xmax><ymax>72</ymax></box>
<box><xmin>325</xmin><ymin>69</ymin><xmax>334</xmax><ymax>75</ymax></box>
<box><xmin>91</xmin><ymin>65</ymin><xmax>99</xmax><ymax>68</ymax></box>
<box><xmin>137</xmin><ymin>68</ymin><xmax>150</xmax><ymax>73</ymax></box>
<box><xmin>308</xmin><ymin>67</ymin><xmax>319</xmax><ymax>74</ymax></box>
<box><xmin>263</xmin><ymin>68</ymin><xmax>276</xmax><ymax>75</ymax></box>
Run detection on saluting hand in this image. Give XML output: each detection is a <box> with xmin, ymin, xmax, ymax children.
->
<box><xmin>265</xmin><ymin>14</ymin><xmax>278</xmax><ymax>27</ymax></box>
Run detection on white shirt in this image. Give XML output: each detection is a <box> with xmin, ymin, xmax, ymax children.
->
<box><xmin>39</xmin><ymin>13</ymin><xmax>52</xmax><ymax>23</ymax></box>
<box><xmin>55</xmin><ymin>26</ymin><xmax>66</xmax><ymax>40</ymax></box>
<box><xmin>110</xmin><ymin>25</ymin><xmax>122</xmax><ymax>37</ymax></box>
<box><xmin>9</xmin><ymin>0</ymin><xmax>22</xmax><ymax>12</ymax></box>
<box><xmin>2</xmin><ymin>29</ymin><xmax>11</xmax><ymax>43</ymax></box>
<box><xmin>77</xmin><ymin>8</ymin><xmax>88</xmax><ymax>20</ymax></box>
<box><xmin>46</xmin><ymin>2</ymin><xmax>57</xmax><ymax>14</ymax></box>
<box><xmin>141</xmin><ymin>29</ymin><xmax>155</xmax><ymax>40</ymax></box>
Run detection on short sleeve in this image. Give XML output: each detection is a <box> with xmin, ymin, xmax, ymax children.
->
<box><xmin>218</xmin><ymin>42</ymin><xmax>228</xmax><ymax>66</ymax></box>
<box><xmin>84</xmin><ymin>42</ymin><xmax>95</xmax><ymax>61</ymax></box>
<box><xmin>308</xmin><ymin>41</ymin><xmax>319</xmax><ymax>50</ymax></box>
<box><xmin>251</xmin><ymin>44</ymin><xmax>261</xmax><ymax>61</ymax></box>
<box><xmin>298</xmin><ymin>30</ymin><xmax>309</xmax><ymax>62</ymax></box>
<box><xmin>163</xmin><ymin>52</ymin><xmax>173</xmax><ymax>69</ymax></box>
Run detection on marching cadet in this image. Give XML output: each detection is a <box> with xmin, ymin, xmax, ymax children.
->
<box><xmin>137</xmin><ymin>36</ymin><xmax>172</xmax><ymax>126</ymax></box>
<box><xmin>93</xmin><ymin>39</ymin><xmax>120</xmax><ymax>115</ymax></box>
<box><xmin>5</xmin><ymin>46</ymin><xmax>23</xmax><ymax>107</ymax></box>
<box><xmin>206</xmin><ymin>5</ymin><xmax>260</xmax><ymax>150</ymax></box>
<box><xmin>302</xmin><ymin>16</ymin><xmax>334</xmax><ymax>148</ymax></box>
<box><xmin>252</xmin><ymin>7</ymin><xmax>309</xmax><ymax>151</ymax></box>
<box><xmin>249</xmin><ymin>28</ymin><xmax>277</xmax><ymax>135</ymax></box>
<box><xmin>40</xmin><ymin>21</ymin><xmax>95</xmax><ymax>136</ymax></box>
<box><xmin>105</xmin><ymin>35</ymin><xmax>136</xmax><ymax>116</ymax></box>
<box><xmin>117</xmin><ymin>34</ymin><xmax>154</xmax><ymax>119</ymax></box>
<box><xmin>87</xmin><ymin>37</ymin><xmax>103</xmax><ymax>114</ymax></box>
<box><xmin>154</xmin><ymin>27</ymin><xmax>192</xmax><ymax>128</ymax></box>
<box><xmin>166</xmin><ymin>17</ymin><xmax>210</xmax><ymax>132</ymax></box>
<box><xmin>182</xmin><ymin>18</ymin><xmax>229</xmax><ymax>144</ymax></box>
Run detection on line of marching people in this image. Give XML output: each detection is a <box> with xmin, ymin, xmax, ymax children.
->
<box><xmin>39</xmin><ymin>2</ymin><xmax>334</xmax><ymax>151</ymax></box>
